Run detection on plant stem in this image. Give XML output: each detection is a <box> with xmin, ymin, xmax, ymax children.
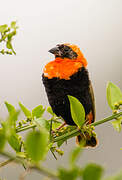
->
<box><xmin>53</xmin><ymin>129</ymin><xmax>79</xmax><ymax>142</ymax></box>
<box><xmin>16</xmin><ymin>124</ymin><xmax>36</xmax><ymax>133</ymax></box>
<box><xmin>91</xmin><ymin>112</ymin><xmax>122</xmax><ymax>126</ymax></box>
<box><xmin>31</xmin><ymin>165</ymin><xmax>58</xmax><ymax>179</ymax></box>
<box><xmin>0</xmin><ymin>152</ymin><xmax>58</xmax><ymax>179</ymax></box>
<box><xmin>0</xmin><ymin>158</ymin><xmax>13</xmax><ymax>168</ymax></box>
<box><xmin>15</xmin><ymin>112</ymin><xmax>122</xmax><ymax>143</ymax></box>
<box><xmin>54</xmin><ymin>112</ymin><xmax>122</xmax><ymax>143</ymax></box>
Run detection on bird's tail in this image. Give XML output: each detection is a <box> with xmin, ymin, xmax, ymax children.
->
<box><xmin>76</xmin><ymin>131</ymin><xmax>97</xmax><ymax>147</ymax></box>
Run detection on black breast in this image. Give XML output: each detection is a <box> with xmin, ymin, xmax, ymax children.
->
<box><xmin>42</xmin><ymin>67</ymin><xmax>93</xmax><ymax>125</ymax></box>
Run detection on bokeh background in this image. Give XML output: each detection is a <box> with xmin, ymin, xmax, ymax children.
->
<box><xmin>0</xmin><ymin>0</ymin><xmax>122</xmax><ymax>179</ymax></box>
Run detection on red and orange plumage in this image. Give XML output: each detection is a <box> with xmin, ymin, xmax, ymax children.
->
<box><xmin>44</xmin><ymin>44</ymin><xmax>87</xmax><ymax>80</ymax></box>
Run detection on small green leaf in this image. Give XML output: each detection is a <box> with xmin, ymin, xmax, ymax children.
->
<box><xmin>32</xmin><ymin>105</ymin><xmax>45</xmax><ymax>118</ymax></box>
<box><xmin>34</xmin><ymin>117</ymin><xmax>50</xmax><ymax>132</ymax></box>
<box><xmin>8</xmin><ymin>132</ymin><xmax>21</xmax><ymax>152</ymax></box>
<box><xmin>0</xmin><ymin>128</ymin><xmax>6</xmax><ymax>152</ymax></box>
<box><xmin>6</xmin><ymin>40</ymin><xmax>13</xmax><ymax>49</ymax></box>
<box><xmin>111</xmin><ymin>118</ymin><xmax>122</xmax><ymax>132</ymax></box>
<box><xmin>8</xmin><ymin>110</ymin><xmax>20</xmax><ymax>127</ymax></box>
<box><xmin>58</xmin><ymin>167</ymin><xmax>79</xmax><ymax>180</ymax></box>
<box><xmin>5</xmin><ymin>101</ymin><xmax>20</xmax><ymax>126</ymax></box>
<box><xmin>5</xmin><ymin>101</ymin><xmax>16</xmax><ymax>115</ymax></box>
<box><xmin>11</xmin><ymin>21</ymin><xmax>16</xmax><ymax>29</ymax></box>
<box><xmin>0</xmin><ymin>24</ymin><xmax>8</xmax><ymax>33</ymax></box>
<box><xmin>52</xmin><ymin>121</ymin><xmax>62</xmax><ymax>130</ymax></box>
<box><xmin>19</xmin><ymin>102</ymin><xmax>31</xmax><ymax>118</ymax></box>
<box><xmin>82</xmin><ymin>163</ymin><xmax>104</xmax><ymax>180</ymax></box>
<box><xmin>47</xmin><ymin>106</ymin><xmax>55</xmax><ymax>116</ymax></box>
<box><xmin>6</xmin><ymin>41</ymin><xmax>16</xmax><ymax>55</ymax></box>
<box><xmin>107</xmin><ymin>82</ymin><xmax>122</xmax><ymax>110</ymax></box>
<box><xmin>7</xmin><ymin>30</ymin><xmax>16</xmax><ymax>41</ymax></box>
<box><xmin>70</xmin><ymin>147</ymin><xmax>82</xmax><ymax>166</ymax></box>
<box><xmin>25</xmin><ymin>130</ymin><xmax>48</xmax><ymax>162</ymax></box>
<box><xmin>0</xmin><ymin>49</ymin><xmax>5</xmax><ymax>54</ymax></box>
<box><xmin>68</xmin><ymin>96</ymin><xmax>85</xmax><ymax>128</ymax></box>
<box><xmin>5</xmin><ymin>102</ymin><xmax>19</xmax><ymax>126</ymax></box>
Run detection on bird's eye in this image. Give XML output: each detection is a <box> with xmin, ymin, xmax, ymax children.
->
<box><xmin>64</xmin><ymin>46</ymin><xmax>70</xmax><ymax>51</ymax></box>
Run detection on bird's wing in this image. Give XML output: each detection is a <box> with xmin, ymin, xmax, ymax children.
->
<box><xmin>89</xmin><ymin>81</ymin><xmax>96</xmax><ymax>122</ymax></box>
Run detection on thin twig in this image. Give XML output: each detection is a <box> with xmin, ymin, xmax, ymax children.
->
<box><xmin>0</xmin><ymin>158</ymin><xmax>13</xmax><ymax>168</ymax></box>
<box><xmin>19</xmin><ymin>167</ymin><xmax>30</xmax><ymax>180</ymax></box>
<box><xmin>0</xmin><ymin>152</ymin><xmax>58</xmax><ymax>179</ymax></box>
<box><xmin>16</xmin><ymin>124</ymin><xmax>36</xmax><ymax>133</ymax></box>
<box><xmin>31</xmin><ymin>166</ymin><xmax>58</xmax><ymax>179</ymax></box>
<box><xmin>50</xmin><ymin>148</ymin><xmax>57</xmax><ymax>160</ymax></box>
<box><xmin>50</xmin><ymin>120</ymin><xmax>53</xmax><ymax>142</ymax></box>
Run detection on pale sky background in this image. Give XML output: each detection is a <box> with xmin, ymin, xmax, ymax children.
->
<box><xmin>0</xmin><ymin>0</ymin><xmax>122</xmax><ymax>179</ymax></box>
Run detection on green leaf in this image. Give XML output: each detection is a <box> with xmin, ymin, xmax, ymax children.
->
<box><xmin>5</xmin><ymin>102</ymin><xmax>19</xmax><ymax>126</ymax></box>
<box><xmin>68</xmin><ymin>95</ymin><xmax>85</xmax><ymax>128</ymax></box>
<box><xmin>47</xmin><ymin>106</ymin><xmax>55</xmax><ymax>116</ymax></box>
<box><xmin>111</xmin><ymin>118</ymin><xmax>122</xmax><ymax>132</ymax></box>
<box><xmin>6</xmin><ymin>41</ymin><xmax>12</xmax><ymax>49</ymax></box>
<box><xmin>107</xmin><ymin>82</ymin><xmax>122</xmax><ymax>110</ymax></box>
<box><xmin>2</xmin><ymin>117</ymin><xmax>21</xmax><ymax>152</ymax></box>
<box><xmin>58</xmin><ymin>167</ymin><xmax>79</xmax><ymax>180</ymax></box>
<box><xmin>8</xmin><ymin>110</ymin><xmax>20</xmax><ymax>127</ymax></box>
<box><xmin>25</xmin><ymin>130</ymin><xmax>48</xmax><ymax>162</ymax></box>
<box><xmin>82</xmin><ymin>163</ymin><xmax>104</xmax><ymax>180</ymax></box>
<box><xmin>0</xmin><ymin>128</ymin><xmax>6</xmax><ymax>152</ymax></box>
<box><xmin>32</xmin><ymin>105</ymin><xmax>45</xmax><ymax>118</ymax></box>
<box><xmin>8</xmin><ymin>132</ymin><xmax>21</xmax><ymax>152</ymax></box>
<box><xmin>34</xmin><ymin>117</ymin><xmax>50</xmax><ymax>132</ymax></box>
<box><xmin>69</xmin><ymin>147</ymin><xmax>82</xmax><ymax>166</ymax></box>
<box><xmin>19</xmin><ymin>102</ymin><xmax>31</xmax><ymax>118</ymax></box>
<box><xmin>5</xmin><ymin>101</ymin><xmax>16</xmax><ymax>115</ymax></box>
<box><xmin>6</xmin><ymin>40</ymin><xmax>16</xmax><ymax>55</ymax></box>
<box><xmin>0</xmin><ymin>49</ymin><xmax>5</xmax><ymax>54</ymax></box>
<box><xmin>7</xmin><ymin>30</ymin><xmax>16</xmax><ymax>41</ymax></box>
<box><xmin>0</xmin><ymin>24</ymin><xmax>8</xmax><ymax>33</ymax></box>
<box><xmin>52</xmin><ymin>121</ymin><xmax>62</xmax><ymax>130</ymax></box>
<box><xmin>11</xmin><ymin>21</ymin><xmax>16</xmax><ymax>29</ymax></box>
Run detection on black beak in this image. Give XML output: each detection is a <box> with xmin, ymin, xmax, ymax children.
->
<box><xmin>48</xmin><ymin>46</ymin><xmax>61</xmax><ymax>56</ymax></box>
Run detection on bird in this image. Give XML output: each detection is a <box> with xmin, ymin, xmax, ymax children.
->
<box><xmin>42</xmin><ymin>43</ymin><xmax>97</xmax><ymax>147</ymax></box>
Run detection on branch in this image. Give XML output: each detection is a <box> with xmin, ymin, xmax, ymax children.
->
<box><xmin>0</xmin><ymin>158</ymin><xmax>13</xmax><ymax>168</ymax></box>
<box><xmin>53</xmin><ymin>112</ymin><xmax>122</xmax><ymax>142</ymax></box>
<box><xmin>0</xmin><ymin>152</ymin><xmax>58</xmax><ymax>179</ymax></box>
<box><xmin>15</xmin><ymin>112</ymin><xmax>122</xmax><ymax>143</ymax></box>
<box><xmin>16</xmin><ymin>124</ymin><xmax>36</xmax><ymax>133</ymax></box>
